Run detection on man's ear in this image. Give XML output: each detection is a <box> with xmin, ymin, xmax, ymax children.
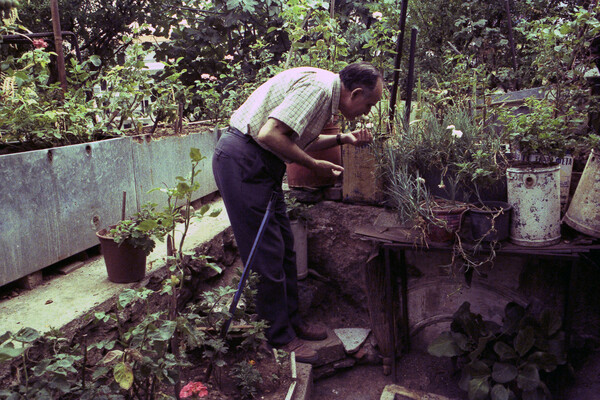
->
<box><xmin>350</xmin><ymin>87</ymin><xmax>364</xmax><ymax>100</ymax></box>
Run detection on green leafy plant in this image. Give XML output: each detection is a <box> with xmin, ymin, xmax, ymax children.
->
<box><xmin>381</xmin><ymin>100</ymin><xmax>506</xmax><ymax>208</ymax></box>
<box><xmin>284</xmin><ymin>192</ymin><xmax>312</xmax><ymax>222</ymax></box>
<box><xmin>585</xmin><ymin>133</ymin><xmax>600</xmax><ymax>153</ymax></box>
<box><xmin>497</xmin><ymin>96</ymin><xmax>576</xmax><ymax>164</ymax></box>
<box><xmin>106</xmin><ymin>202</ymin><xmax>168</xmax><ymax>256</ymax></box>
<box><xmin>279</xmin><ymin>0</ymin><xmax>348</xmax><ymax>71</ymax></box>
<box><xmin>229</xmin><ymin>360</ymin><xmax>263</xmax><ymax>399</ymax></box>
<box><xmin>428</xmin><ymin>301</ymin><xmax>567</xmax><ymax>400</ymax></box>
<box><xmin>91</xmin><ymin>287</ymin><xmax>194</xmax><ymax>396</ymax></box>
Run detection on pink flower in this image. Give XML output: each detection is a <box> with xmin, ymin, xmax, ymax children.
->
<box><xmin>180</xmin><ymin>381</ymin><xmax>208</xmax><ymax>398</ymax></box>
<box><xmin>209</xmin><ymin>76</ymin><xmax>217</xmax><ymax>82</ymax></box>
<box><xmin>224</xmin><ymin>54</ymin><xmax>234</xmax><ymax>61</ymax></box>
<box><xmin>201</xmin><ymin>73</ymin><xmax>210</xmax><ymax>80</ymax></box>
<box><xmin>32</xmin><ymin>39</ymin><xmax>48</xmax><ymax>49</ymax></box>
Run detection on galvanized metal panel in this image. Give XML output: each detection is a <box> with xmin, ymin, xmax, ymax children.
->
<box><xmin>132</xmin><ymin>131</ymin><xmax>219</xmax><ymax>209</ymax></box>
<box><xmin>0</xmin><ymin>132</ymin><xmax>220</xmax><ymax>286</ymax></box>
<box><xmin>52</xmin><ymin>138</ymin><xmax>139</xmax><ymax>251</ymax></box>
<box><xmin>0</xmin><ymin>148</ymin><xmax>61</xmax><ymax>285</ymax></box>
<box><xmin>0</xmin><ymin>137</ymin><xmax>138</xmax><ymax>285</ymax></box>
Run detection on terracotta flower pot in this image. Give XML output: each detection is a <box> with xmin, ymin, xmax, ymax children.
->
<box><xmin>96</xmin><ymin>229</ymin><xmax>147</xmax><ymax>283</ymax></box>
<box><xmin>423</xmin><ymin>199</ymin><xmax>467</xmax><ymax>242</ymax></box>
<box><xmin>286</xmin><ymin>121</ymin><xmax>342</xmax><ymax>188</ymax></box>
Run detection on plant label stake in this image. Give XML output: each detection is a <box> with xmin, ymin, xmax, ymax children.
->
<box><xmin>204</xmin><ymin>191</ymin><xmax>277</xmax><ymax>381</ymax></box>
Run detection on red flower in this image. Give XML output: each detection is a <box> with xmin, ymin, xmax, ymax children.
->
<box><xmin>179</xmin><ymin>381</ymin><xmax>208</xmax><ymax>398</ymax></box>
<box><xmin>32</xmin><ymin>39</ymin><xmax>48</xmax><ymax>49</ymax></box>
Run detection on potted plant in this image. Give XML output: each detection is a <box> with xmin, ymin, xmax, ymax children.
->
<box><xmin>497</xmin><ymin>96</ymin><xmax>575</xmax><ymax>247</ymax></box>
<box><xmin>428</xmin><ymin>301</ymin><xmax>567</xmax><ymax>400</ymax></box>
<box><xmin>96</xmin><ymin>202</ymin><xmax>167</xmax><ymax>283</ymax></box>
<box><xmin>453</xmin><ymin>145</ymin><xmax>512</xmax><ymax>244</ymax></box>
<box><xmin>381</xmin><ymin>102</ymin><xmax>502</xmax><ymax>242</ymax></box>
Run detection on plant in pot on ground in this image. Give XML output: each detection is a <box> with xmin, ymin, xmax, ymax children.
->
<box><xmin>428</xmin><ymin>301</ymin><xmax>567</xmax><ymax>400</ymax></box>
<box><xmin>96</xmin><ymin>202</ymin><xmax>168</xmax><ymax>283</ymax></box>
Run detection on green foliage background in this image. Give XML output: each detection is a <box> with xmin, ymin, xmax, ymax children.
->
<box><xmin>1</xmin><ymin>0</ymin><xmax>599</xmax><ymax>143</ymax></box>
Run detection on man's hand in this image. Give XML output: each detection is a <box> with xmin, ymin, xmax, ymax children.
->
<box><xmin>344</xmin><ymin>128</ymin><xmax>373</xmax><ymax>147</ymax></box>
<box><xmin>313</xmin><ymin>159</ymin><xmax>344</xmax><ymax>177</ymax></box>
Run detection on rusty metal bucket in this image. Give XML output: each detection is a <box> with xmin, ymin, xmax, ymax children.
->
<box><xmin>507</xmin><ymin>164</ymin><xmax>561</xmax><ymax>247</ymax></box>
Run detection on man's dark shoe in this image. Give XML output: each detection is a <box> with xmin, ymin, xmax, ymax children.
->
<box><xmin>294</xmin><ymin>322</ymin><xmax>327</xmax><ymax>341</ymax></box>
<box><xmin>281</xmin><ymin>337</ymin><xmax>319</xmax><ymax>364</ymax></box>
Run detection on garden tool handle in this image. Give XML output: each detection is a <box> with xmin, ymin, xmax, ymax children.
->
<box><xmin>206</xmin><ymin>192</ymin><xmax>277</xmax><ymax>381</ymax></box>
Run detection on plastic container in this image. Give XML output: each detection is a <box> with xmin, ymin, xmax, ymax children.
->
<box><xmin>290</xmin><ymin>219</ymin><xmax>308</xmax><ymax>280</ymax></box>
<box><xmin>469</xmin><ymin>201</ymin><xmax>512</xmax><ymax>242</ymax></box>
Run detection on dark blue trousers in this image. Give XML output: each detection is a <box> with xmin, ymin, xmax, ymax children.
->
<box><xmin>212</xmin><ymin>127</ymin><xmax>301</xmax><ymax>346</ymax></box>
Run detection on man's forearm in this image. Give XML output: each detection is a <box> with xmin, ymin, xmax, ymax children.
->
<box><xmin>255</xmin><ymin>118</ymin><xmax>317</xmax><ymax>168</ymax></box>
<box><xmin>306</xmin><ymin>133</ymin><xmax>352</xmax><ymax>151</ymax></box>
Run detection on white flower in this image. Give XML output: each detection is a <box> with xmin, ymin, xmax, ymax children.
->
<box><xmin>438</xmin><ymin>183</ymin><xmax>446</xmax><ymax>189</ymax></box>
<box><xmin>372</xmin><ymin>11</ymin><xmax>383</xmax><ymax>20</ymax></box>
<box><xmin>447</xmin><ymin>125</ymin><xmax>463</xmax><ymax>138</ymax></box>
<box><xmin>425</xmin><ymin>50</ymin><xmax>435</xmax><ymax>58</ymax></box>
<box><xmin>416</xmin><ymin>177</ymin><xmax>426</xmax><ymax>184</ymax></box>
<box><xmin>365</xmin><ymin>122</ymin><xmax>373</xmax><ymax>129</ymax></box>
<box><xmin>224</xmin><ymin>54</ymin><xmax>234</xmax><ymax>61</ymax></box>
<box><xmin>451</xmin><ymin>129</ymin><xmax>463</xmax><ymax>139</ymax></box>
<box><xmin>201</xmin><ymin>73</ymin><xmax>210</xmax><ymax>80</ymax></box>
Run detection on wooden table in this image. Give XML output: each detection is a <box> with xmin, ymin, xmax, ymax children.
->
<box><xmin>355</xmin><ymin>224</ymin><xmax>600</xmax><ymax>382</ymax></box>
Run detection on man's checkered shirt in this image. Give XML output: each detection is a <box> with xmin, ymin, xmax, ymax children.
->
<box><xmin>229</xmin><ymin>67</ymin><xmax>341</xmax><ymax>156</ymax></box>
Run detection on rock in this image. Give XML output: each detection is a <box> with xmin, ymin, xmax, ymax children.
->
<box><xmin>354</xmin><ymin>335</ymin><xmax>381</xmax><ymax>365</ymax></box>
<box><xmin>334</xmin><ymin>328</ymin><xmax>371</xmax><ymax>353</ymax></box>
<box><xmin>333</xmin><ymin>357</ymin><xmax>355</xmax><ymax>369</ymax></box>
<box><xmin>310</xmin><ymin>328</ymin><xmax>346</xmax><ymax>367</ymax></box>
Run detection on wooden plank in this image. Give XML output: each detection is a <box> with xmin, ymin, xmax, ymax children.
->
<box><xmin>342</xmin><ymin>145</ymin><xmax>385</xmax><ymax>204</ymax></box>
<box><xmin>355</xmin><ymin>225</ymin><xmax>425</xmax><ymax>244</ymax></box>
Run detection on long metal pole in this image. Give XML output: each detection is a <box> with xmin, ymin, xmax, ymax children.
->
<box><xmin>404</xmin><ymin>28</ymin><xmax>418</xmax><ymax>126</ymax></box>
<box><xmin>504</xmin><ymin>0</ymin><xmax>519</xmax><ymax>89</ymax></box>
<box><xmin>388</xmin><ymin>0</ymin><xmax>410</xmax><ymax>125</ymax></box>
<box><xmin>50</xmin><ymin>0</ymin><xmax>67</xmax><ymax>94</ymax></box>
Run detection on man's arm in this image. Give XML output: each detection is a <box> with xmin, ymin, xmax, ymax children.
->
<box><xmin>256</xmin><ymin>118</ymin><xmax>344</xmax><ymax>176</ymax></box>
<box><xmin>306</xmin><ymin>128</ymin><xmax>374</xmax><ymax>151</ymax></box>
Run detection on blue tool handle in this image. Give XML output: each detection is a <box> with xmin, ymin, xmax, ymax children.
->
<box><xmin>221</xmin><ymin>191</ymin><xmax>278</xmax><ymax>335</ymax></box>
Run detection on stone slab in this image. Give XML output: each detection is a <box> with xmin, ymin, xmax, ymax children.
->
<box><xmin>334</xmin><ymin>327</ymin><xmax>371</xmax><ymax>353</ymax></box>
<box><xmin>293</xmin><ymin>362</ymin><xmax>312</xmax><ymax>400</ymax></box>
<box><xmin>380</xmin><ymin>384</ymin><xmax>458</xmax><ymax>400</ymax></box>
<box><xmin>307</xmin><ymin>327</ymin><xmax>346</xmax><ymax>367</ymax></box>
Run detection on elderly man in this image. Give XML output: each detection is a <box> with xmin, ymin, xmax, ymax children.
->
<box><xmin>212</xmin><ymin>61</ymin><xmax>383</xmax><ymax>363</ymax></box>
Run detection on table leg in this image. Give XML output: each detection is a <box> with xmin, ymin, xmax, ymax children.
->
<box><xmin>398</xmin><ymin>249</ymin><xmax>410</xmax><ymax>353</ymax></box>
<box><xmin>564</xmin><ymin>258</ymin><xmax>578</xmax><ymax>352</ymax></box>
<box><xmin>384</xmin><ymin>247</ymin><xmax>396</xmax><ymax>380</ymax></box>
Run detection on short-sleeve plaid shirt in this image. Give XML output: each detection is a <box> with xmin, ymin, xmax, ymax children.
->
<box><xmin>229</xmin><ymin>67</ymin><xmax>341</xmax><ymax>153</ymax></box>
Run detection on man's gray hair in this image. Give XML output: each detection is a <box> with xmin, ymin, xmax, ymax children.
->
<box><xmin>339</xmin><ymin>62</ymin><xmax>382</xmax><ymax>92</ymax></box>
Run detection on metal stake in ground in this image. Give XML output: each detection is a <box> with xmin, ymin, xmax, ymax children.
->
<box><xmin>204</xmin><ymin>192</ymin><xmax>278</xmax><ymax>381</ymax></box>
